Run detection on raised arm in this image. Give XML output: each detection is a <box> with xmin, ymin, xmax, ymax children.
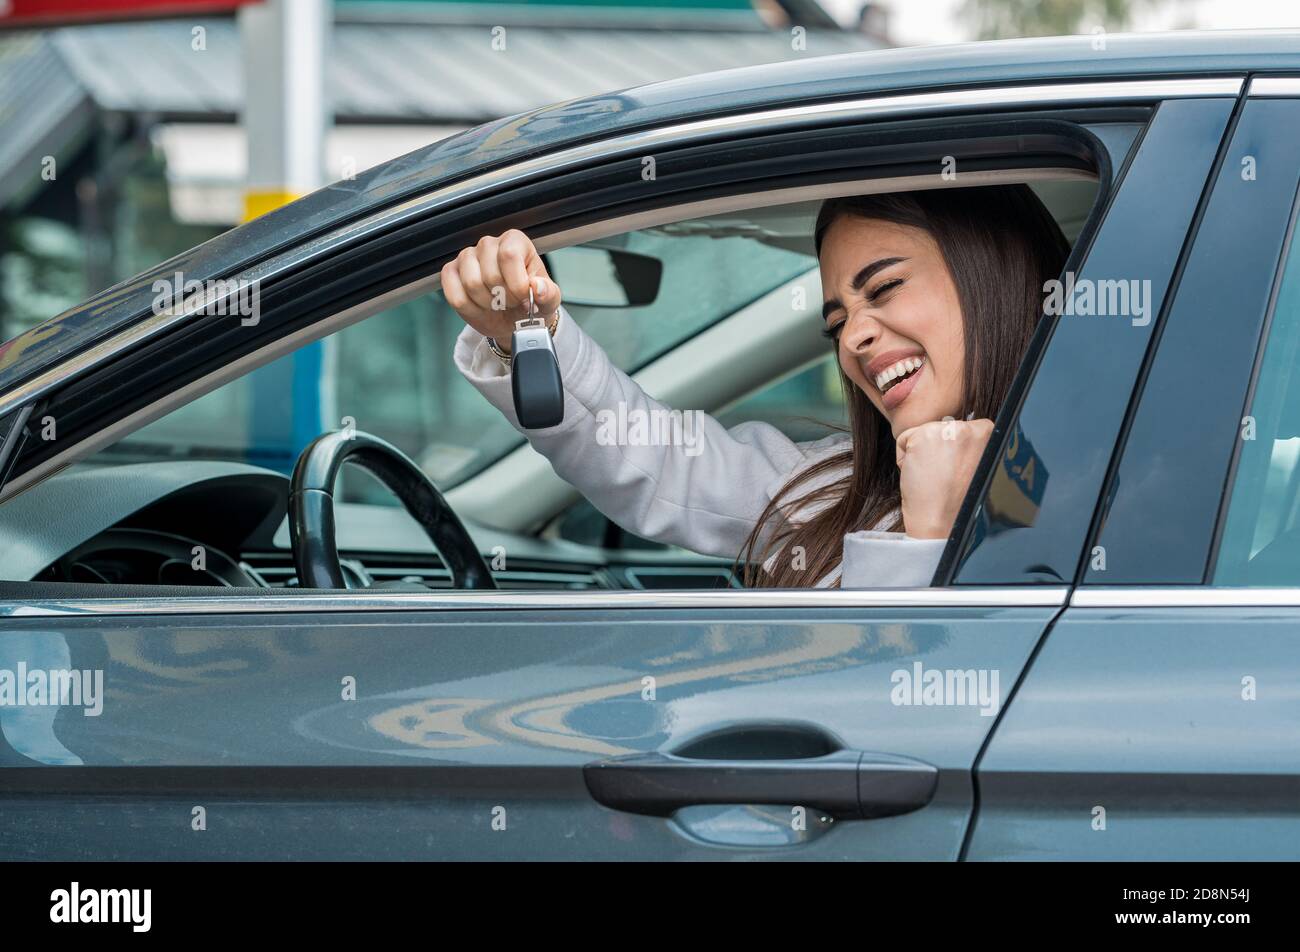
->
<box><xmin>454</xmin><ymin>309</ymin><xmax>843</xmax><ymax>559</ymax></box>
<box><xmin>441</xmin><ymin>230</ymin><xmax>844</xmax><ymax>559</ymax></box>
<box><xmin>442</xmin><ymin>229</ymin><xmax>947</xmax><ymax>585</ymax></box>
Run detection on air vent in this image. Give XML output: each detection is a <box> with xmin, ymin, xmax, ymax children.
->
<box><xmin>624</xmin><ymin>566</ymin><xmax>739</xmax><ymax>590</ymax></box>
<box><xmin>240</xmin><ymin>552</ymin><xmax>298</xmax><ymax>587</ymax></box>
<box><xmin>241</xmin><ymin>552</ymin><xmax>602</xmax><ymax>590</ymax></box>
<box><xmin>362</xmin><ymin>562</ymin><xmax>453</xmax><ymax>588</ymax></box>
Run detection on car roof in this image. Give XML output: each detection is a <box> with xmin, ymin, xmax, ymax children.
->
<box><xmin>3</xmin><ymin>29</ymin><xmax>1298</xmax><ymax>394</ymax></box>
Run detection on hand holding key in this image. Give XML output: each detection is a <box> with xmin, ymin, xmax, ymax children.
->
<box><xmin>441</xmin><ymin>230</ymin><xmax>563</xmax><ymax>353</ymax></box>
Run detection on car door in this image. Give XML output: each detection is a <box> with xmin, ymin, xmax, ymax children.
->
<box><xmin>966</xmin><ymin>80</ymin><xmax>1300</xmax><ymax>860</ymax></box>
<box><xmin>0</xmin><ymin>80</ymin><xmax>1238</xmax><ymax>860</ymax></box>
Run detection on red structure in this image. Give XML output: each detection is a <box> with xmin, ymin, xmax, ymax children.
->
<box><xmin>0</xmin><ymin>0</ymin><xmax>259</xmax><ymax>28</ymax></box>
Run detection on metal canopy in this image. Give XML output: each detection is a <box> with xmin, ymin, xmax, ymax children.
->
<box><xmin>37</xmin><ymin>18</ymin><xmax>880</xmax><ymax>123</ymax></box>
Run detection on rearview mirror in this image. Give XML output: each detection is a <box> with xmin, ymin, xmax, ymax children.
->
<box><xmin>544</xmin><ymin>246</ymin><xmax>662</xmax><ymax>308</ymax></box>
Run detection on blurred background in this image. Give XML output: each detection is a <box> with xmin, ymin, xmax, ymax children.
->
<box><xmin>0</xmin><ymin>0</ymin><xmax>1296</xmax><ymax>516</ymax></box>
<box><xmin>2</xmin><ymin>0</ymin><xmax>1298</xmax><ymax>339</ymax></box>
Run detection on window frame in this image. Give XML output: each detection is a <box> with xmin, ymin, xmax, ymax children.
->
<box><xmin>1078</xmin><ymin>94</ymin><xmax>1300</xmax><ymax>587</ymax></box>
<box><xmin>946</xmin><ymin>96</ymin><xmax>1242</xmax><ymax>587</ymax></box>
<box><xmin>0</xmin><ymin>84</ymin><xmax>1204</xmax><ymax>609</ymax></box>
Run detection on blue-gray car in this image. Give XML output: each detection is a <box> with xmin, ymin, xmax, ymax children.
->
<box><xmin>0</xmin><ymin>31</ymin><xmax>1298</xmax><ymax>860</ymax></box>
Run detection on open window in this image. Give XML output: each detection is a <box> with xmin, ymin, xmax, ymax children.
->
<box><xmin>3</xmin><ymin>176</ymin><xmax>1098</xmax><ymax>593</ymax></box>
<box><xmin>0</xmin><ymin>110</ymin><xmax>1118</xmax><ymax>596</ymax></box>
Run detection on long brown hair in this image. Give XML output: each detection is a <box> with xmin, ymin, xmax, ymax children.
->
<box><xmin>738</xmin><ymin>184</ymin><xmax>1069</xmax><ymax>587</ymax></box>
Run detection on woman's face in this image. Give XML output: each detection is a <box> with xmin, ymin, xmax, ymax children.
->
<box><xmin>819</xmin><ymin>215</ymin><xmax>965</xmax><ymax>437</ymax></box>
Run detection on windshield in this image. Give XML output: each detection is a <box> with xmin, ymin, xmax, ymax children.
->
<box><xmin>90</xmin><ymin>219</ymin><xmax>817</xmax><ymax>496</ymax></box>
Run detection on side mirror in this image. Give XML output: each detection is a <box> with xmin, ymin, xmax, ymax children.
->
<box><xmin>544</xmin><ymin>246</ymin><xmax>662</xmax><ymax>308</ymax></box>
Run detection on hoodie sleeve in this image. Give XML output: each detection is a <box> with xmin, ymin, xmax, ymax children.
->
<box><xmin>454</xmin><ymin>308</ymin><xmax>844</xmax><ymax>560</ymax></box>
<box><xmin>839</xmin><ymin>529</ymin><xmax>946</xmax><ymax>588</ymax></box>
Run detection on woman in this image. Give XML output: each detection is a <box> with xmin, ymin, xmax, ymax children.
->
<box><xmin>443</xmin><ymin>185</ymin><xmax>1069</xmax><ymax>588</ymax></box>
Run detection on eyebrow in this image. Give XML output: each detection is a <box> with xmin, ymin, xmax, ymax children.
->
<box><xmin>821</xmin><ymin>256</ymin><xmax>909</xmax><ymax>321</ymax></box>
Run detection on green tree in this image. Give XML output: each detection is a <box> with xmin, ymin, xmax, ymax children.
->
<box><xmin>959</xmin><ymin>0</ymin><xmax>1178</xmax><ymax>40</ymax></box>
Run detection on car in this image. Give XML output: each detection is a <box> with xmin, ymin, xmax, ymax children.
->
<box><xmin>0</xmin><ymin>31</ymin><xmax>1298</xmax><ymax>861</ymax></box>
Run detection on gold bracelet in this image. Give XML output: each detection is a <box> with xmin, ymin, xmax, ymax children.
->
<box><xmin>486</xmin><ymin>309</ymin><xmax>560</xmax><ymax>365</ymax></box>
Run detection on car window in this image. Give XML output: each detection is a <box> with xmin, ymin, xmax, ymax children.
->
<box><xmin>1213</xmin><ymin>223</ymin><xmax>1300</xmax><ymax>585</ymax></box>
<box><xmin>90</xmin><ymin>222</ymin><xmax>815</xmax><ymax>494</ymax></box>
<box><xmin>77</xmin><ymin>179</ymin><xmax>1090</xmax><ymax>523</ymax></box>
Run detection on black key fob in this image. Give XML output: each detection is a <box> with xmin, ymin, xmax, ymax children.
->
<box><xmin>510</xmin><ymin>302</ymin><xmax>564</xmax><ymax>429</ymax></box>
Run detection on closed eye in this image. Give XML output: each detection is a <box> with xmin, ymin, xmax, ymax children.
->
<box><xmin>869</xmin><ymin>277</ymin><xmax>904</xmax><ymax>301</ymax></box>
<box><xmin>820</xmin><ymin>275</ymin><xmax>905</xmax><ymax>341</ymax></box>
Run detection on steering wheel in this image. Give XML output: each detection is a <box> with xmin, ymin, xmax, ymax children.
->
<box><xmin>288</xmin><ymin>430</ymin><xmax>497</xmax><ymax>590</ymax></box>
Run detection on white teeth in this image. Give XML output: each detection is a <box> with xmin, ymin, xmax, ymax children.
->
<box><xmin>874</xmin><ymin>356</ymin><xmax>924</xmax><ymax>392</ymax></box>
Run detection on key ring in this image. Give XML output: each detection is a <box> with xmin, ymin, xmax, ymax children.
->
<box><xmin>515</xmin><ymin>286</ymin><xmax>545</xmax><ymax>330</ymax></box>
<box><xmin>486</xmin><ymin>282</ymin><xmax>559</xmax><ymax>364</ymax></box>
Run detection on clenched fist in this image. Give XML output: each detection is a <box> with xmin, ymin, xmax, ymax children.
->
<box><xmin>894</xmin><ymin>417</ymin><xmax>995</xmax><ymax>539</ymax></box>
<box><xmin>440</xmin><ymin>229</ymin><xmax>562</xmax><ymax>352</ymax></box>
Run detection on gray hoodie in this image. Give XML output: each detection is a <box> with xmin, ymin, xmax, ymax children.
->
<box><xmin>454</xmin><ymin>308</ymin><xmax>945</xmax><ymax>588</ymax></box>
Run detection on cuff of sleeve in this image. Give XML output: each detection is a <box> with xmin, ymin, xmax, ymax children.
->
<box><xmin>840</xmin><ymin>529</ymin><xmax>946</xmax><ymax>589</ymax></box>
<box><xmin>453</xmin><ymin>323</ymin><xmax>508</xmax><ymax>382</ymax></box>
<box><xmin>452</xmin><ymin>306</ymin><xmax>605</xmax><ymax>435</ymax></box>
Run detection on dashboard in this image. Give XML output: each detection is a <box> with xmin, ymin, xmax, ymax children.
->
<box><xmin>0</xmin><ymin>461</ymin><xmax>736</xmax><ymax>592</ymax></box>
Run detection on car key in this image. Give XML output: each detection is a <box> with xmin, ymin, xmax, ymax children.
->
<box><xmin>510</xmin><ymin>288</ymin><xmax>565</xmax><ymax>429</ymax></box>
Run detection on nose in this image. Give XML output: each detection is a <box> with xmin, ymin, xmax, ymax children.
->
<box><xmin>838</xmin><ymin>305</ymin><xmax>880</xmax><ymax>358</ymax></box>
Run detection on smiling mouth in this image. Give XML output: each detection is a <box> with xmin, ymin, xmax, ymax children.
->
<box><xmin>874</xmin><ymin>356</ymin><xmax>925</xmax><ymax>395</ymax></box>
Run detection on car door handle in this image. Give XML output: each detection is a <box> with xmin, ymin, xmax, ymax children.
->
<box><xmin>583</xmin><ymin>749</ymin><xmax>938</xmax><ymax>819</ymax></box>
